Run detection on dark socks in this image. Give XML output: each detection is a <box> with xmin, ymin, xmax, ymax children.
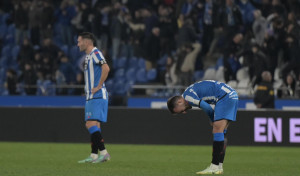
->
<box><xmin>89</xmin><ymin>126</ymin><xmax>106</xmax><ymax>154</ymax></box>
<box><xmin>220</xmin><ymin>131</ymin><xmax>227</xmax><ymax>163</ymax></box>
<box><xmin>212</xmin><ymin>133</ymin><xmax>224</xmax><ymax>165</ymax></box>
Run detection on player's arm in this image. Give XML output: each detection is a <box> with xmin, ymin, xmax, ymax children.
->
<box><xmin>199</xmin><ymin>100</ymin><xmax>214</xmax><ymax>121</ymax></box>
<box><xmin>184</xmin><ymin>92</ymin><xmax>214</xmax><ymax>121</ymax></box>
<box><xmin>92</xmin><ymin>63</ymin><xmax>110</xmax><ymax>94</ymax></box>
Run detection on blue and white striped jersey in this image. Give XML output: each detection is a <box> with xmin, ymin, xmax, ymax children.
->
<box><xmin>182</xmin><ymin>80</ymin><xmax>237</xmax><ymax>106</ymax></box>
<box><xmin>84</xmin><ymin>47</ymin><xmax>108</xmax><ymax>100</ymax></box>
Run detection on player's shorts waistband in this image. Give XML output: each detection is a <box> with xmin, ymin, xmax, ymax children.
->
<box><xmin>86</xmin><ymin>97</ymin><xmax>105</xmax><ymax>101</ymax></box>
<box><xmin>217</xmin><ymin>93</ymin><xmax>227</xmax><ymax>102</ymax></box>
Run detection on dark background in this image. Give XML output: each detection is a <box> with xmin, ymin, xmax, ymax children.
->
<box><xmin>0</xmin><ymin>107</ymin><xmax>299</xmax><ymax>146</ymax></box>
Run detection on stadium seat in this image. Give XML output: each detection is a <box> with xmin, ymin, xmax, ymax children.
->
<box><xmin>146</xmin><ymin>68</ymin><xmax>157</xmax><ymax>81</ymax></box>
<box><xmin>202</xmin><ymin>67</ymin><xmax>216</xmax><ymax>80</ymax></box>
<box><xmin>0</xmin><ymin>25</ymin><xmax>7</xmax><ymax>39</ymax></box>
<box><xmin>116</xmin><ymin>57</ymin><xmax>127</xmax><ymax>69</ymax></box>
<box><xmin>113</xmin><ymin>80</ymin><xmax>127</xmax><ymax>95</ymax></box>
<box><xmin>136</xmin><ymin>68</ymin><xmax>147</xmax><ymax>83</ymax></box>
<box><xmin>43</xmin><ymin>80</ymin><xmax>56</xmax><ymax>96</ymax></box>
<box><xmin>125</xmin><ymin>80</ymin><xmax>135</xmax><ymax>95</ymax></box>
<box><xmin>36</xmin><ymin>80</ymin><xmax>43</xmax><ymax>96</ymax></box>
<box><xmin>11</xmin><ymin>45</ymin><xmax>20</xmax><ymax>61</ymax></box>
<box><xmin>236</xmin><ymin>67</ymin><xmax>250</xmax><ymax>82</ymax></box>
<box><xmin>215</xmin><ymin>56</ymin><xmax>224</xmax><ymax>70</ymax></box>
<box><xmin>61</xmin><ymin>45</ymin><xmax>69</xmax><ymax>57</ymax></box>
<box><xmin>114</xmin><ymin>68</ymin><xmax>126</xmax><ymax>80</ymax></box>
<box><xmin>138</xmin><ymin>58</ymin><xmax>146</xmax><ymax>69</ymax></box>
<box><xmin>69</xmin><ymin>45</ymin><xmax>80</xmax><ymax>62</ymax></box>
<box><xmin>7</xmin><ymin>24</ymin><xmax>15</xmax><ymax>36</ymax></box>
<box><xmin>227</xmin><ymin>80</ymin><xmax>238</xmax><ymax>89</ymax></box>
<box><xmin>105</xmin><ymin>79</ymin><xmax>114</xmax><ymax>93</ymax></box>
<box><xmin>215</xmin><ymin>66</ymin><xmax>225</xmax><ymax>82</ymax></box>
<box><xmin>273</xmin><ymin>79</ymin><xmax>283</xmax><ymax>96</ymax></box>
<box><xmin>1</xmin><ymin>45</ymin><xmax>11</xmax><ymax>57</ymax></box>
<box><xmin>0</xmin><ymin>13</ymin><xmax>10</xmax><ymax>25</ymax></box>
<box><xmin>126</xmin><ymin>68</ymin><xmax>136</xmax><ymax>82</ymax></box>
<box><xmin>274</xmin><ymin>67</ymin><xmax>281</xmax><ymax>81</ymax></box>
<box><xmin>237</xmin><ymin>80</ymin><xmax>251</xmax><ymax>96</ymax></box>
<box><xmin>0</xmin><ymin>68</ymin><xmax>6</xmax><ymax>83</ymax></box>
<box><xmin>128</xmin><ymin>57</ymin><xmax>138</xmax><ymax>69</ymax></box>
<box><xmin>157</xmin><ymin>54</ymin><xmax>168</xmax><ymax>67</ymax></box>
<box><xmin>193</xmin><ymin>70</ymin><xmax>204</xmax><ymax>81</ymax></box>
<box><xmin>0</xmin><ymin>56</ymin><xmax>8</xmax><ymax>68</ymax></box>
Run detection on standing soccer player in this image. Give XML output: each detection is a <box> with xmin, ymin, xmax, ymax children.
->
<box><xmin>77</xmin><ymin>32</ymin><xmax>111</xmax><ymax>163</ymax></box>
<box><xmin>167</xmin><ymin>80</ymin><xmax>238</xmax><ymax>174</ymax></box>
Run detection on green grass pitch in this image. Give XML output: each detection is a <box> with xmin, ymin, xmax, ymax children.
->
<box><xmin>0</xmin><ymin>142</ymin><xmax>299</xmax><ymax>176</ymax></box>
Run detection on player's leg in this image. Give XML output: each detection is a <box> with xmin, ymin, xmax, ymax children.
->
<box><xmin>219</xmin><ymin>122</ymin><xmax>230</xmax><ymax>169</ymax></box>
<box><xmin>92</xmin><ymin>121</ymin><xmax>110</xmax><ymax>163</ymax></box>
<box><xmin>212</xmin><ymin>120</ymin><xmax>228</xmax><ymax>165</ymax></box>
<box><xmin>78</xmin><ymin>120</ymin><xmax>100</xmax><ymax>163</ymax></box>
<box><xmin>91</xmin><ymin>99</ymin><xmax>110</xmax><ymax>163</ymax></box>
<box><xmin>78</xmin><ymin>99</ymin><xmax>110</xmax><ymax>163</ymax></box>
<box><xmin>196</xmin><ymin>119</ymin><xmax>228</xmax><ymax>175</ymax></box>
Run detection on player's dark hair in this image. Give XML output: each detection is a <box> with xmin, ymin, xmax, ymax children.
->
<box><xmin>78</xmin><ymin>32</ymin><xmax>96</xmax><ymax>46</ymax></box>
<box><xmin>167</xmin><ymin>96</ymin><xmax>181</xmax><ymax>114</ymax></box>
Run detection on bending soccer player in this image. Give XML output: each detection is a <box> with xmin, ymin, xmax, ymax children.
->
<box><xmin>167</xmin><ymin>80</ymin><xmax>238</xmax><ymax>174</ymax></box>
<box><xmin>77</xmin><ymin>32</ymin><xmax>111</xmax><ymax>163</ymax></box>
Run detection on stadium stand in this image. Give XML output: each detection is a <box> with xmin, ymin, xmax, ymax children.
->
<box><xmin>0</xmin><ymin>0</ymin><xmax>299</xmax><ymax>100</ymax></box>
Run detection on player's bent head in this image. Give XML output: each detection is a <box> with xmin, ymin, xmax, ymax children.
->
<box><xmin>78</xmin><ymin>32</ymin><xmax>97</xmax><ymax>46</ymax></box>
<box><xmin>167</xmin><ymin>96</ymin><xmax>182</xmax><ymax>114</ymax></box>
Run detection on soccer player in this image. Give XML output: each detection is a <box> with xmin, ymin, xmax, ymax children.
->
<box><xmin>77</xmin><ymin>32</ymin><xmax>111</xmax><ymax>163</ymax></box>
<box><xmin>167</xmin><ymin>80</ymin><xmax>238</xmax><ymax>174</ymax></box>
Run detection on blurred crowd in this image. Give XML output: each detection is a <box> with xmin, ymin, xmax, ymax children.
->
<box><xmin>0</xmin><ymin>0</ymin><xmax>300</xmax><ymax>98</ymax></box>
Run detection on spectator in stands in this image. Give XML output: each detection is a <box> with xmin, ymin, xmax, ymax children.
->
<box><xmin>40</xmin><ymin>38</ymin><xmax>63</xmax><ymax>67</ymax></box>
<box><xmin>14</xmin><ymin>1</ymin><xmax>29</xmax><ymax>45</ymax></box>
<box><xmin>32</xmin><ymin>51</ymin><xmax>43</xmax><ymax>73</ymax></box>
<box><xmin>178</xmin><ymin>42</ymin><xmax>201</xmax><ymax>86</ymax></box>
<box><xmin>39</xmin><ymin>0</ymin><xmax>54</xmax><ymax>40</ymax></box>
<box><xmin>219</xmin><ymin>0</ymin><xmax>243</xmax><ymax>40</ymax></box>
<box><xmin>252</xmin><ymin>10</ymin><xmax>267</xmax><ymax>46</ymax></box>
<box><xmin>157</xmin><ymin>5</ymin><xmax>177</xmax><ymax>55</ymax></box>
<box><xmin>19</xmin><ymin>62</ymin><xmax>37</xmax><ymax>95</ymax></box>
<box><xmin>71</xmin><ymin>3</ymin><xmax>84</xmax><ymax>34</ymax></box>
<box><xmin>110</xmin><ymin>2</ymin><xmax>124</xmax><ymax>59</ymax></box>
<box><xmin>142</xmin><ymin>8</ymin><xmax>158</xmax><ymax>38</ymax></box>
<box><xmin>245</xmin><ymin>43</ymin><xmax>268</xmax><ymax>86</ymax></box>
<box><xmin>262</xmin><ymin>27</ymin><xmax>279</xmax><ymax>76</ymax></box>
<box><xmin>271</xmin><ymin>0</ymin><xmax>287</xmax><ymax>18</ymax></box>
<box><xmin>55</xmin><ymin>0</ymin><xmax>76</xmax><ymax>46</ymax></box>
<box><xmin>277</xmin><ymin>74</ymin><xmax>296</xmax><ymax>98</ymax></box>
<box><xmin>200</xmin><ymin>0</ymin><xmax>219</xmax><ymax>55</ymax></box>
<box><xmin>5</xmin><ymin>68</ymin><xmax>19</xmax><ymax>95</ymax></box>
<box><xmin>254</xmin><ymin>71</ymin><xmax>274</xmax><ymax>108</ymax></box>
<box><xmin>177</xmin><ymin>18</ymin><xmax>198</xmax><ymax>48</ymax></box>
<box><xmin>40</xmin><ymin>55</ymin><xmax>54</xmax><ymax>81</ymax></box>
<box><xmin>281</xmin><ymin>33</ymin><xmax>300</xmax><ymax>80</ymax></box>
<box><xmin>28</xmin><ymin>0</ymin><xmax>41</xmax><ymax>46</ymax></box>
<box><xmin>58</xmin><ymin>55</ymin><xmax>75</xmax><ymax>85</ymax></box>
<box><xmin>73</xmin><ymin>72</ymin><xmax>84</xmax><ymax>95</ymax></box>
<box><xmin>296</xmin><ymin>73</ymin><xmax>300</xmax><ymax>98</ymax></box>
<box><xmin>143</xmin><ymin>27</ymin><xmax>161</xmax><ymax>70</ymax></box>
<box><xmin>126</xmin><ymin>9</ymin><xmax>145</xmax><ymax>58</ymax></box>
<box><xmin>164</xmin><ymin>55</ymin><xmax>177</xmax><ymax>86</ymax></box>
<box><xmin>17</xmin><ymin>38</ymin><xmax>34</xmax><ymax>71</ymax></box>
<box><xmin>250</xmin><ymin>0</ymin><xmax>272</xmax><ymax>18</ymax></box>
<box><xmin>98</xmin><ymin>5</ymin><xmax>111</xmax><ymax>50</ymax></box>
<box><xmin>223</xmin><ymin>33</ymin><xmax>243</xmax><ymax>82</ymax></box>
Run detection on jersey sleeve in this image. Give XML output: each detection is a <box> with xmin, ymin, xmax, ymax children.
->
<box><xmin>183</xmin><ymin>88</ymin><xmax>201</xmax><ymax>107</ymax></box>
<box><xmin>183</xmin><ymin>87</ymin><xmax>214</xmax><ymax>121</ymax></box>
<box><xmin>92</xmin><ymin>51</ymin><xmax>107</xmax><ymax>65</ymax></box>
